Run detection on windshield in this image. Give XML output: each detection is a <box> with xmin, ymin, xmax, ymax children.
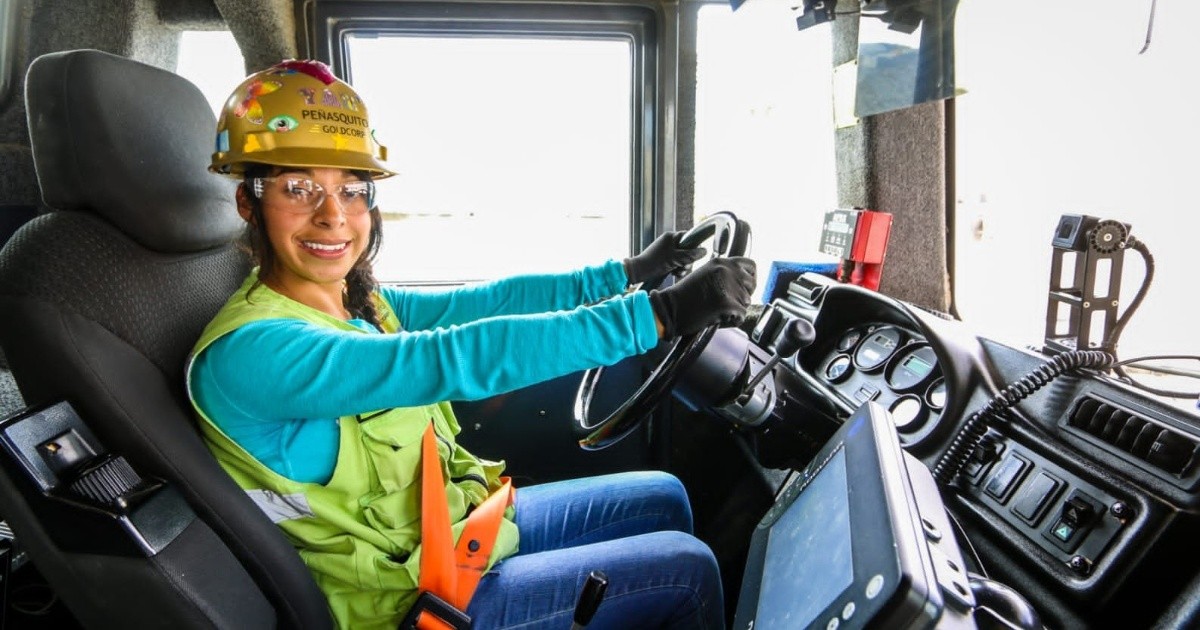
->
<box><xmin>954</xmin><ymin>0</ymin><xmax>1199</xmax><ymax>390</ymax></box>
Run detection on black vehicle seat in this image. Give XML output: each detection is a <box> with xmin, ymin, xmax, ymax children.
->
<box><xmin>0</xmin><ymin>49</ymin><xmax>333</xmax><ymax>628</ymax></box>
<box><xmin>0</xmin><ymin>204</ymin><xmax>38</xmax><ymax>249</ymax></box>
<box><xmin>0</xmin><ymin>142</ymin><xmax>41</xmax><ymax>247</ymax></box>
<box><xmin>0</xmin><ymin>348</ymin><xmax>22</xmax><ymax>419</ymax></box>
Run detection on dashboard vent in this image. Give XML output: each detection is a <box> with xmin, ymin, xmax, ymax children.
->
<box><xmin>1066</xmin><ymin>396</ymin><xmax>1200</xmax><ymax>477</ymax></box>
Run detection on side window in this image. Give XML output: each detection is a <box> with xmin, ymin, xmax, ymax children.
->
<box><xmin>0</xmin><ymin>0</ymin><xmax>17</xmax><ymax>108</ymax></box>
<box><xmin>317</xmin><ymin>4</ymin><xmax>655</xmax><ymax>285</ymax></box>
<box><xmin>693</xmin><ymin>3</ymin><xmax>838</xmax><ymax>299</ymax></box>
<box><xmin>347</xmin><ymin>35</ymin><xmax>633</xmax><ymax>283</ymax></box>
<box><xmin>175</xmin><ymin>30</ymin><xmax>246</xmax><ymax>116</ymax></box>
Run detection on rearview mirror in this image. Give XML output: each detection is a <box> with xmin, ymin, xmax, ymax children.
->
<box><xmin>855</xmin><ymin>0</ymin><xmax>962</xmax><ymax>117</ymax></box>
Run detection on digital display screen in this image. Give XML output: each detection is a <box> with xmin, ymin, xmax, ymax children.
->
<box><xmin>735</xmin><ymin>403</ymin><xmax>956</xmax><ymax>630</ymax></box>
<box><xmin>902</xmin><ymin>354</ymin><xmax>934</xmax><ymax>378</ymax></box>
<box><xmin>856</xmin><ymin>328</ymin><xmax>903</xmax><ymax>371</ymax></box>
<box><xmin>757</xmin><ymin>449</ymin><xmax>854</xmax><ymax>629</ymax></box>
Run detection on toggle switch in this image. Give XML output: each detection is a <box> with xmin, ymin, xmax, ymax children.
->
<box><xmin>1060</xmin><ymin>496</ymin><xmax>1096</xmax><ymax>529</ymax></box>
<box><xmin>1043</xmin><ymin>491</ymin><xmax>1103</xmax><ymax>553</ymax></box>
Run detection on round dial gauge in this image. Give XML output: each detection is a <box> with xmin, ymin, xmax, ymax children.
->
<box><xmin>886</xmin><ymin>344</ymin><xmax>938</xmax><ymax>391</ymax></box>
<box><xmin>836</xmin><ymin>329</ymin><xmax>863</xmax><ymax>352</ymax></box>
<box><xmin>926</xmin><ymin>378</ymin><xmax>947</xmax><ymax>410</ymax></box>
<box><xmin>890</xmin><ymin>395</ymin><xmax>928</xmax><ymax>432</ymax></box>
<box><xmin>853</xmin><ymin>326</ymin><xmax>903</xmax><ymax>372</ymax></box>
<box><xmin>824</xmin><ymin>355</ymin><xmax>853</xmax><ymax>383</ymax></box>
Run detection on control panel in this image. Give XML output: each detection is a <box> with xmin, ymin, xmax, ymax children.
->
<box><xmin>961</xmin><ymin>434</ymin><xmax>1132</xmax><ymax>578</ymax></box>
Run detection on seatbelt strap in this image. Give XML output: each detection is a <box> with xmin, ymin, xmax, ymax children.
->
<box><xmin>416</xmin><ymin>422</ymin><xmax>514</xmax><ymax>630</ymax></box>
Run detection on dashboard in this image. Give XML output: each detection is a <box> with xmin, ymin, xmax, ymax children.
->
<box><xmin>742</xmin><ymin>272</ymin><xmax>1200</xmax><ymax>630</ymax></box>
<box><xmin>814</xmin><ymin>323</ymin><xmax>945</xmax><ymax>437</ymax></box>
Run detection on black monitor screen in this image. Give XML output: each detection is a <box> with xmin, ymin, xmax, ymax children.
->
<box><xmin>757</xmin><ymin>447</ymin><xmax>853</xmax><ymax>628</ymax></box>
<box><xmin>734</xmin><ymin>402</ymin><xmax>976</xmax><ymax>630</ymax></box>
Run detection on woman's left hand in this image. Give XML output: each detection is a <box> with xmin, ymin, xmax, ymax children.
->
<box><xmin>623</xmin><ymin>231</ymin><xmax>707</xmax><ymax>286</ymax></box>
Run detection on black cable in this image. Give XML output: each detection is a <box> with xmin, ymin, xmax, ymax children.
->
<box><xmin>1115</xmin><ymin>354</ymin><xmax>1200</xmax><ymax>368</ymax></box>
<box><xmin>969</xmin><ymin>574</ymin><xmax>1044</xmax><ymax>630</ymax></box>
<box><xmin>933</xmin><ymin>350</ymin><xmax>1117</xmax><ymax>485</ymax></box>
<box><xmin>1116</xmin><ymin>379</ymin><xmax>1198</xmax><ymax>400</ymax></box>
<box><xmin>1111</xmin><ymin>354</ymin><xmax>1200</xmax><ymax>399</ymax></box>
<box><xmin>1092</xmin><ymin>237</ymin><xmax>1200</xmax><ymax>397</ymax></box>
<box><xmin>1102</xmin><ymin>237</ymin><xmax>1153</xmax><ymax>357</ymax></box>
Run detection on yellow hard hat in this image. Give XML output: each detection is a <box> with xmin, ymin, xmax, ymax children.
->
<box><xmin>210</xmin><ymin>59</ymin><xmax>395</xmax><ymax>179</ymax></box>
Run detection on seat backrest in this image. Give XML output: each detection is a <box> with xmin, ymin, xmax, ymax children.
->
<box><xmin>0</xmin><ymin>348</ymin><xmax>23</xmax><ymax>419</ymax></box>
<box><xmin>0</xmin><ymin>49</ymin><xmax>333</xmax><ymax>628</ymax></box>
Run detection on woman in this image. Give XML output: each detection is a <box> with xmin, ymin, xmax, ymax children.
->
<box><xmin>187</xmin><ymin>59</ymin><xmax>755</xmax><ymax>630</ymax></box>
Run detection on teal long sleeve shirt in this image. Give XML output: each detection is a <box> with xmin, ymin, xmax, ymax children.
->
<box><xmin>190</xmin><ymin>260</ymin><xmax>660</xmax><ymax>483</ymax></box>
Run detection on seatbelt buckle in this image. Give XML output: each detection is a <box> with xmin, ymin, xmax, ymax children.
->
<box><xmin>399</xmin><ymin>591</ymin><xmax>472</xmax><ymax>630</ymax></box>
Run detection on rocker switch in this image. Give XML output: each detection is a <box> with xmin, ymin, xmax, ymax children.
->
<box><xmin>1060</xmin><ymin>496</ymin><xmax>1095</xmax><ymax>529</ymax></box>
<box><xmin>1047</xmin><ymin>495</ymin><xmax>1097</xmax><ymax>548</ymax></box>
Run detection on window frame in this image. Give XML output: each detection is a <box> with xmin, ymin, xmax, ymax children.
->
<box><xmin>0</xmin><ymin>0</ymin><xmax>20</xmax><ymax>110</ymax></box>
<box><xmin>306</xmin><ymin>1</ymin><xmax>668</xmax><ymax>274</ymax></box>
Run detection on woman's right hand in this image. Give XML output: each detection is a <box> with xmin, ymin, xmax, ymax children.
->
<box><xmin>648</xmin><ymin>257</ymin><xmax>756</xmax><ymax>338</ymax></box>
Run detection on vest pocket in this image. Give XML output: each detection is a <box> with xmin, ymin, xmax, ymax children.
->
<box><xmin>357</xmin><ymin>409</ymin><xmax>428</xmax><ymax>448</ymax></box>
<box><xmin>361</xmin><ymin>486</ymin><xmax>421</xmax><ymax>534</ymax></box>
<box><xmin>358</xmin><ymin>408</ymin><xmax>435</xmax><ymax>494</ymax></box>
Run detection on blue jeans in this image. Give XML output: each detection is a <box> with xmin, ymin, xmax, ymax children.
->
<box><xmin>464</xmin><ymin>471</ymin><xmax>725</xmax><ymax>630</ymax></box>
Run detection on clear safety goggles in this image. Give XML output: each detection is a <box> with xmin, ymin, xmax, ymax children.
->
<box><xmin>251</xmin><ymin>176</ymin><xmax>376</xmax><ymax>215</ymax></box>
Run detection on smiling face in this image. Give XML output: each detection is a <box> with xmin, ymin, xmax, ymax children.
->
<box><xmin>238</xmin><ymin>166</ymin><xmax>377</xmax><ymax>311</ymax></box>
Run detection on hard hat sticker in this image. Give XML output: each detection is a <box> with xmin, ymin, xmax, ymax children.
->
<box><xmin>270</xmin><ymin>59</ymin><xmax>338</xmax><ymax>85</ymax></box>
<box><xmin>297</xmin><ymin>87</ymin><xmax>362</xmax><ymax>114</ymax></box>
<box><xmin>243</xmin><ymin>133</ymin><xmax>263</xmax><ymax>153</ymax></box>
<box><xmin>268</xmin><ymin>115</ymin><xmax>299</xmax><ymax>133</ymax></box>
<box><xmin>235</xmin><ymin>80</ymin><xmax>283</xmax><ymax>125</ymax></box>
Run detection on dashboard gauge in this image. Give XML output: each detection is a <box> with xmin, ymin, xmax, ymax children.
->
<box><xmin>885</xmin><ymin>343</ymin><xmax>938</xmax><ymax>392</ymax></box>
<box><xmin>926</xmin><ymin>377</ymin><xmax>947</xmax><ymax>410</ymax></box>
<box><xmin>889</xmin><ymin>395</ymin><xmax>928</xmax><ymax>432</ymax></box>
<box><xmin>836</xmin><ymin>329</ymin><xmax>863</xmax><ymax>352</ymax></box>
<box><xmin>823</xmin><ymin>354</ymin><xmax>853</xmax><ymax>383</ymax></box>
<box><xmin>853</xmin><ymin>326</ymin><xmax>903</xmax><ymax>372</ymax></box>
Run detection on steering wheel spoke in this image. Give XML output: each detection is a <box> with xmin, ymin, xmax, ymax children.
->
<box><xmin>574</xmin><ymin>212</ymin><xmax>749</xmax><ymax>450</ymax></box>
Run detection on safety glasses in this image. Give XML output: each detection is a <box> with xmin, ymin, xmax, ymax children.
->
<box><xmin>251</xmin><ymin>176</ymin><xmax>376</xmax><ymax>215</ymax></box>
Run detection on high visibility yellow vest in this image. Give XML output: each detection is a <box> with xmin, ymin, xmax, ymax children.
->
<box><xmin>186</xmin><ymin>273</ymin><xmax>519</xmax><ymax>629</ymax></box>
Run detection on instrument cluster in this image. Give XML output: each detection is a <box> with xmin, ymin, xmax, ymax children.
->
<box><xmin>815</xmin><ymin>324</ymin><xmax>944</xmax><ymax>437</ymax></box>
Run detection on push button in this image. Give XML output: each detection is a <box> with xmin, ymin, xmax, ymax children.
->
<box><xmin>964</xmin><ymin>437</ymin><xmax>1004</xmax><ymax>483</ymax></box>
<box><xmin>1011</xmin><ymin>472</ymin><xmax>1063</xmax><ymax>524</ymax></box>
<box><xmin>1051</xmin><ymin>520</ymin><xmax>1075</xmax><ymax>542</ymax></box>
<box><xmin>984</xmin><ymin>453</ymin><xmax>1029</xmax><ymax>503</ymax></box>
<box><xmin>853</xmin><ymin>384</ymin><xmax>879</xmax><ymax>403</ymax></box>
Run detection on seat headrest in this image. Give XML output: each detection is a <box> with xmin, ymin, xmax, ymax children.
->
<box><xmin>24</xmin><ymin>49</ymin><xmax>243</xmax><ymax>253</ymax></box>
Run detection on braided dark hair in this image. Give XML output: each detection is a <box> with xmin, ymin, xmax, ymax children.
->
<box><xmin>239</xmin><ymin>164</ymin><xmax>385</xmax><ymax>331</ymax></box>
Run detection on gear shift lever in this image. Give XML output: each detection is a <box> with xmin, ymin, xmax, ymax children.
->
<box><xmin>740</xmin><ymin>318</ymin><xmax>816</xmax><ymax>396</ymax></box>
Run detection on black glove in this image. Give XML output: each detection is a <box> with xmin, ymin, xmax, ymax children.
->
<box><xmin>623</xmin><ymin>231</ymin><xmax>708</xmax><ymax>286</ymax></box>
<box><xmin>649</xmin><ymin>257</ymin><xmax>756</xmax><ymax>338</ymax></box>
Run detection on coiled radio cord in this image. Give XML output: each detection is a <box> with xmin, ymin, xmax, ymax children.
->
<box><xmin>933</xmin><ymin>350</ymin><xmax>1117</xmax><ymax>485</ymax></box>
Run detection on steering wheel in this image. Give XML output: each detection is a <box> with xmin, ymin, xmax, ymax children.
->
<box><xmin>573</xmin><ymin>211</ymin><xmax>751</xmax><ymax>450</ymax></box>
